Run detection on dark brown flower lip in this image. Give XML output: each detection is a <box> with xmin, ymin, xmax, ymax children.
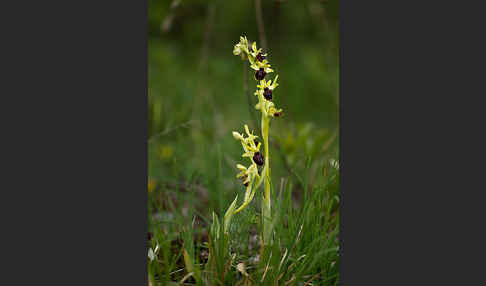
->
<box><xmin>253</xmin><ymin>151</ymin><xmax>264</xmax><ymax>166</ymax></box>
<box><xmin>263</xmin><ymin>87</ymin><xmax>272</xmax><ymax>100</ymax></box>
<box><xmin>255</xmin><ymin>68</ymin><xmax>266</xmax><ymax>80</ymax></box>
<box><xmin>256</xmin><ymin>52</ymin><xmax>266</xmax><ymax>62</ymax></box>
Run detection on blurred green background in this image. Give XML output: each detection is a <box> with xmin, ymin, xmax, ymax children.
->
<box><xmin>148</xmin><ymin>0</ymin><xmax>339</xmax><ymax>216</ymax></box>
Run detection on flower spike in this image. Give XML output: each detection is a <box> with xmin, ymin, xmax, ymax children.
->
<box><xmin>224</xmin><ymin>36</ymin><xmax>285</xmax><ymax>243</ymax></box>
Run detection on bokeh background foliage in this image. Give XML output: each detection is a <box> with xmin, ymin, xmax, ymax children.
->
<box><xmin>148</xmin><ymin>0</ymin><xmax>339</xmax><ymax>284</ymax></box>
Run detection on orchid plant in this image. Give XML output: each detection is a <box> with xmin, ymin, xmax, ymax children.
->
<box><xmin>214</xmin><ymin>36</ymin><xmax>283</xmax><ymax>245</ymax></box>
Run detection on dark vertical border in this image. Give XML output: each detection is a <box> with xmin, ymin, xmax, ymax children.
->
<box><xmin>340</xmin><ymin>0</ymin><xmax>486</xmax><ymax>284</ymax></box>
<box><xmin>2</xmin><ymin>0</ymin><xmax>148</xmax><ymax>284</ymax></box>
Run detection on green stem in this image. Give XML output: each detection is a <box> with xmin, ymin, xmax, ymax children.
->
<box><xmin>261</xmin><ymin>114</ymin><xmax>272</xmax><ymax>244</ymax></box>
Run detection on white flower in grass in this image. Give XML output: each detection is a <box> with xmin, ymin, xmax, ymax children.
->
<box><xmin>148</xmin><ymin>243</ymin><xmax>159</xmax><ymax>261</ymax></box>
<box><xmin>330</xmin><ymin>159</ymin><xmax>339</xmax><ymax>170</ymax></box>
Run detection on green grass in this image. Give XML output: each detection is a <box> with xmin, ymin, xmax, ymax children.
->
<box><xmin>148</xmin><ymin>152</ymin><xmax>339</xmax><ymax>285</ymax></box>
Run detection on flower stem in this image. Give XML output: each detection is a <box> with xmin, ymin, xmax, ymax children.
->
<box><xmin>261</xmin><ymin>114</ymin><xmax>272</xmax><ymax>244</ymax></box>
